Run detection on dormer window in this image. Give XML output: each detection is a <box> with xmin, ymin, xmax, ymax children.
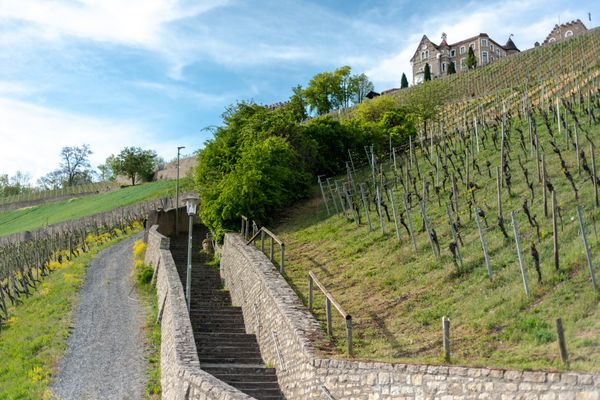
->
<box><xmin>565</xmin><ymin>30</ymin><xmax>574</xmax><ymax>38</ymax></box>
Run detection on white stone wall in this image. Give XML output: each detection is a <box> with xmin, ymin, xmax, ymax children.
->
<box><xmin>221</xmin><ymin>233</ymin><xmax>600</xmax><ymax>400</ymax></box>
<box><xmin>146</xmin><ymin>226</ymin><xmax>253</xmax><ymax>400</ymax></box>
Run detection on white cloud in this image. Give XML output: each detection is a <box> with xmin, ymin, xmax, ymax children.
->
<box><xmin>0</xmin><ymin>97</ymin><xmax>155</xmax><ymax>181</ymax></box>
<box><xmin>0</xmin><ymin>0</ymin><xmax>229</xmax><ymax>47</ymax></box>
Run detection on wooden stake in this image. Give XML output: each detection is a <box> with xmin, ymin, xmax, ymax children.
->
<box><xmin>419</xmin><ymin>201</ymin><xmax>438</xmax><ymax>258</ymax></box>
<box><xmin>388</xmin><ymin>189</ymin><xmax>401</xmax><ymax>241</ymax></box>
<box><xmin>552</xmin><ymin>190</ymin><xmax>559</xmax><ymax>272</ymax></box>
<box><xmin>591</xmin><ymin>143</ymin><xmax>598</xmax><ymax>208</ymax></box>
<box><xmin>445</xmin><ymin>203</ymin><xmax>463</xmax><ymax>269</ymax></box>
<box><xmin>403</xmin><ymin>195</ymin><xmax>417</xmax><ymax>252</ymax></box>
<box><xmin>511</xmin><ymin>211</ymin><xmax>530</xmax><ymax>296</ymax></box>
<box><xmin>475</xmin><ymin>207</ymin><xmax>492</xmax><ymax>280</ymax></box>
<box><xmin>376</xmin><ymin>186</ymin><xmax>385</xmax><ymax>235</ymax></box>
<box><xmin>496</xmin><ymin>166</ymin><xmax>503</xmax><ymax>220</ymax></box>
<box><xmin>576</xmin><ymin>205</ymin><xmax>598</xmax><ymax>291</ymax></box>
<box><xmin>542</xmin><ymin>153</ymin><xmax>548</xmax><ymax>218</ymax></box>
<box><xmin>359</xmin><ymin>184</ymin><xmax>372</xmax><ymax>232</ymax></box>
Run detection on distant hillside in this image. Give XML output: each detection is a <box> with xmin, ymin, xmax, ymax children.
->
<box><xmin>154</xmin><ymin>156</ymin><xmax>197</xmax><ymax>181</ymax></box>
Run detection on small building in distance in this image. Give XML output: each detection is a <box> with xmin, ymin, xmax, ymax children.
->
<box><xmin>542</xmin><ymin>19</ymin><xmax>588</xmax><ymax>45</ymax></box>
<box><xmin>410</xmin><ymin>32</ymin><xmax>520</xmax><ymax>85</ymax></box>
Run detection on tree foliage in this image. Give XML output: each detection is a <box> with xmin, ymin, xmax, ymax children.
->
<box><xmin>467</xmin><ymin>47</ymin><xmax>477</xmax><ymax>69</ymax></box>
<box><xmin>109</xmin><ymin>147</ymin><xmax>158</xmax><ymax>186</ymax></box>
<box><xmin>401</xmin><ymin>73</ymin><xmax>409</xmax><ymax>88</ymax></box>
<box><xmin>424</xmin><ymin>63</ymin><xmax>432</xmax><ymax>81</ymax></box>
<box><xmin>0</xmin><ymin>172</ymin><xmax>31</xmax><ymax>196</ymax></box>
<box><xmin>448</xmin><ymin>61</ymin><xmax>456</xmax><ymax>74</ymax></box>
<box><xmin>37</xmin><ymin>144</ymin><xmax>94</xmax><ymax>189</ymax></box>
<box><xmin>303</xmin><ymin>66</ymin><xmax>374</xmax><ymax>115</ymax></box>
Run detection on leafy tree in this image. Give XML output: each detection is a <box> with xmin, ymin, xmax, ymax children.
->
<box><xmin>401</xmin><ymin>73</ymin><xmax>409</xmax><ymax>88</ymax></box>
<box><xmin>303</xmin><ymin>71</ymin><xmax>336</xmax><ymax>115</ymax></box>
<box><xmin>424</xmin><ymin>63</ymin><xmax>432</xmax><ymax>81</ymax></box>
<box><xmin>0</xmin><ymin>172</ymin><xmax>31</xmax><ymax>196</ymax></box>
<box><xmin>303</xmin><ymin>66</ymin><xmax>374</xmax><ymax>114</ymax></box>
<box><xmin>448</xmin><ymin>61</ymin><xmax>456</xmax><ymax>74</ymax></box>
<box><xmin>37</xmin><ymin>170</ymin><xmax>64</xmax><ymax>190</ymax></box>
<box><xmin>97</xmin><ymin>155</ymin><xmax>116</xmax><ymax>181</ymax></box>
<box><xmin>349</xmin><ymin>73</ymin><xmax>374</xmax><ymax>104</ymax></box>
<box><xmin>353</xmin><ymin>95</ymin><xmax>400</xmax><ymax>123</ymax></box>
<box><xmin>466</xmin><ymin>47</ymin><xmax>477</xmax><ymax>69</ymax></box>
<box><xmin>60</xmin><ymin>144</ymin><xmax>94</xmax><ymax>186</ymax></box>
<box><xmin>403</xmin><ymin>80</ymin><xmax>448</xmax><ymax>137</ymax></box>
<box><xmin>110</xmin><ymin>147</ymin><xmax>158</xmax><ymax>185</ymax></box>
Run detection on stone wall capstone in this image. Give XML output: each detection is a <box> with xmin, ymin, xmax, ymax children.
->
<box><xmin>221</xmin><ymin>233</ymin><xmax>600</xmax><ymax>400</ymax></box>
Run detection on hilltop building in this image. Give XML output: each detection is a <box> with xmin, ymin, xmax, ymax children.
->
<box><xmin>410</xmin><ymin>33</ymin><xmax>520</xmax><ymax>85</ymax></box>
<box><xmin>539</xmin><ymin>19</ymin><xmax>588</xmax><ymax>46</ymax></box>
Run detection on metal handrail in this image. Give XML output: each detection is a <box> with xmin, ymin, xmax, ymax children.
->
<box><xmin>246</xmin><ymin>225</ymin><xmax>285</xmax><ymax>273</ymax></box>
<box><xmin>308</xmin><ymin>271</ymin><xmax>353</xmax><ymax>356</ymax></box>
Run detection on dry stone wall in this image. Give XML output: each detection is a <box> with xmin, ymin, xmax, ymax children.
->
<box><xmin>221</xmin><ymin>233</ymin><xmax>600</xmax><ymax>400</ymax></box>
<box><xmin>145</xmin><ymin>226</ymin><xmax>253</xmax><ymax>400</ymax></box>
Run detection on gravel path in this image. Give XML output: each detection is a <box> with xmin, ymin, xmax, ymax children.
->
<box><xmin>52</xmin><ymin>232</ymin><xmax>147</xmax><ymax>400</ymax></box>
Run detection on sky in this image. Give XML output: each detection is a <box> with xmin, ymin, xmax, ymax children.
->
<box><xmin>0</xmin><ymin>0</ymin><xmax>598</xmax><ymax>183</ymax></box>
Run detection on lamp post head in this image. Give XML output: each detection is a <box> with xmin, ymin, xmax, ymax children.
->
<box><xmin>182</xmin><ymin>193</ymin><xmax>199</xmax><ymax>216</ymax></box>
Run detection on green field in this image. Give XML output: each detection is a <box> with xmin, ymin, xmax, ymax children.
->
<box><xmin>0</xmin><ymin>181</ymin><xmax>178</xmax><ymax>237</ymax></box>
<box><xmin>275</xmin><ymin>108</ymin><xmax>600</xmax><ymax>372</ymax></box>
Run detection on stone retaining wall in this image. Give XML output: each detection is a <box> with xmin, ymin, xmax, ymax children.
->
<box><xmin>145</xmin><ymin>226</ymin><xmax>253</xmax><ymax>400</ymax></box>
<box><xmin>221</xmin><ymin>233</ymin><xmax>600</xmax><ymax>400</ymax></box>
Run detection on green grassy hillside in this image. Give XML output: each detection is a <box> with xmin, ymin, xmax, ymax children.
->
<box><xmin>0</xmin><ymin>180</ymin><xmax>177</xmax><ymax>237</ymax></box>
<box><xmin>274</xmin><ymin>101</ymin><xmax>600</xmax><ymax>372</ymax></box>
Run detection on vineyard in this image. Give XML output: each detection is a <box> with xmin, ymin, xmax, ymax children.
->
<box><xmin>275</xmin><ymin>31</ymin><xmax>600</xmax><ymax>372</ymax></box>
<box><xmin>0</xmin><ymin>181</ymin><xmax>121</xmax><ymax>208</ymax></box>
<box><xmin>0</xmin><ymin>196</ymin><xmax>176</xmax><ymax>328</ymax></box>
<box><xmin>0</xmin><ymin>180</ymin><xmax>177</xmax><ymax>237</ymax></box>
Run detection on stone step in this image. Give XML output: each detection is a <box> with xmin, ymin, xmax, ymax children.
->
<box><xmin>195</xmin><ymin>335</ymin><xmax>259</xmax><ymax>346</ymax></box>
<box><xmin>198</xmin><ymin>350</ymin><xmax>263</xmax><ymax>360</ymax></box>
<box><xmin>199</xmin><ymin>356</ymin><xmax>265</xmax><ymax>364</ymax></box>
<box><xmin>204</xmin><ymin>372</ymin><xmax>278</xmax><ymax>383</ymax></box>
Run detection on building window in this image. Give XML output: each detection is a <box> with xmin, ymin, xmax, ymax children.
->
<box><xmin>450</xmin><ymin>49</ymin><xmax>456</xmax><ymax>57</ymax></box>
<box><xmin>565</xmin><ymin>30</ymin><xmax>574</xmax><ymax>38</ymax></box>
<box><xmin>420</xmin><ymin>50</ymin><xmax>429</xmax><ymax>60</ymax></box>
<box><xmin>496</xmin><ymin>48</ymin><xmax>500</xmax><ymax>56</ymax></box>
<box><xmin>469</xmin><ymin>43</ymin><xmax>475</xmax><ymax>50</ymax></box>
<box><xmin>481</xmin><ymin>38</ymin><xmax>488</xmax><ymax>47</ymax></box>
<box><xmin>442</xmin><ymin>62</ymin><xmax>447</xmax><ymax>72</ymax></box>
<box><xmin>460</xmin><ymin>58</ymin><xmax>466</xmax><ymax>69</ymax></box>
<box><xmin>482</xmin><ymin>51</ymin><xmax>488</xmax><ymax>64</ymax></box>
<box><xmin>549</xmin><ymin>37</ymin><xmax>556</xmax><ymax>43</ymax></box>
<box><xmin>460</xmin><ymin>46</ymin><xmax>465</xmax><ymax>54</ymax></box>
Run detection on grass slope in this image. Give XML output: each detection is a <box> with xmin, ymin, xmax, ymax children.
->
<box><xmin>275</xmin><ymin>114</ymin><xmax>600</xmax><ymax>372</ymax></box>
<box><xmin>0</xmin><ymin>181</ymin><xmax>176</xmax><ymax>237</ymax></box>
<box><xmin>0</xmin><ymin>231</ymin><xmax>136</xmax><ymax>400</ymax></box>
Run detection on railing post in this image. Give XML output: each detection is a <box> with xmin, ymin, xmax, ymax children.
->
<box><xmin>261</xmin><ymin>229</ymin><xmax>265</xmax><ymax>253</ymax></box>
<box><xmin>280</xmin><ymin>243</ymin><xmax>285</xmax><ymax>274</ymax></box>
<box><xmin>346</xmin><ymin>315</ymin><xmax>353</xmax><ymax>356</ymax></box>
<box><xmin>308</xmin><ymin>274</ymin><xmax>313</xmax><ymax>309</ymax></box>
<box><xmin>326</xmin><ymin>298</ymin><xmax>332</xmax><ymax>336</ymax></box>
<box><xmin>270</xmin><ymin>237</ymin><xmax>274</xmax><ymax>262</ymax></box>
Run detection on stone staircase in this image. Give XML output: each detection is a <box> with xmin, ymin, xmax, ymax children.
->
<box><xmin>170</xmin><ymin>228</ymin><xmax>284</xmax><ymax>400</ymax></box>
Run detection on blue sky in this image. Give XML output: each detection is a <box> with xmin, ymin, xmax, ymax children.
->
<box><xmin>0</xmin><ymin>0</ymin><xmax>598</xmax><ymax>182</ymax></box>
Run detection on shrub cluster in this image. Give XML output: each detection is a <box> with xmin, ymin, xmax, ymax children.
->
<box><xmin>195</xmin><ymin>93</ymin><xmax>417</xmax><ymax>237</ymax></box>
